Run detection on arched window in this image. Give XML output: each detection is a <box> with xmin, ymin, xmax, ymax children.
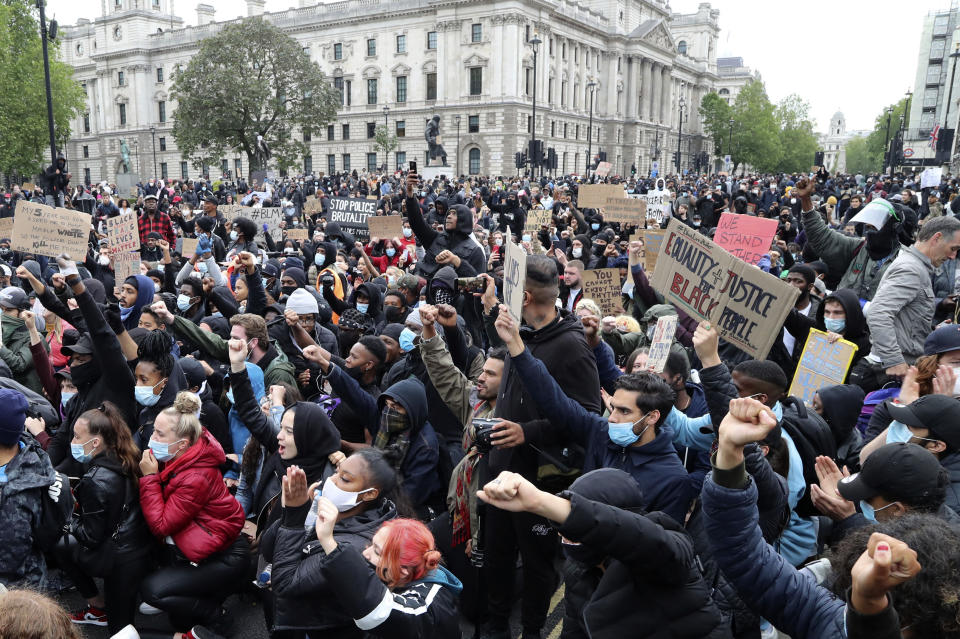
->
<box><xmin>677</xmin><ymin>40</ymin><xmax>687</xmax><ymax>55</ymax></box>
<box><xmin>469</xmin><ymin>148</ymin><xmax>481</xmax><ymax>174</ymax></box>
<box><xmin>718</xmin><ymin>88</ymin><xmax>729</xmax><ymax>96</ymax></box>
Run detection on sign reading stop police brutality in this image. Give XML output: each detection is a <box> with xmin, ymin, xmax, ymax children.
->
<box><xmin>650</xmin><ymin>218</ymin><xmax>799</xmax><ymax>359</ymax></box>
<box><xmin>12</xmin><ymin>200</ymin><xmax>91</xmax><ymax>259</ymax></box>
<box><xmin>329</xmin><ymin>197</ymin><xmax>378</xmax><ymax>242</ymax></box>
<box><xmin>714</xmin><ymin>213</ymin><xmax>778</xmax><ymax>265</ymax></box>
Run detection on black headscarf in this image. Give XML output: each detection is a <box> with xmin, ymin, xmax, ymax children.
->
<box><xmin>283</xmin><ymin>401</ymin><xmax>341</xmax><ymax>482</ymax></box>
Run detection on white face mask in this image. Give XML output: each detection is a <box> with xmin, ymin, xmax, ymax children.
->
<box><xmin>321</xmin><ymin>476</ymin><xmax>374</xmax><ymax>512</ymax></box>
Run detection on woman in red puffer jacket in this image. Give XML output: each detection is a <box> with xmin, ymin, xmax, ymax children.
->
<box><xmin>138</xmin><ymin>391</ymin><xmax>248</xmax><ymax>637</ymax></box>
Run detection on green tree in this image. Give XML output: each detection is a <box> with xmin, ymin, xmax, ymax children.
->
<box><xmin>865</xmin><ymin>98</ymin><xmax>910</xmax><ymax>173</ymax></box>
<box><xmin>171</xmin><ymin>17</ymin><xmax>340</xmax><ymax>178</ymax></box>
<box><xmin>844</xmin><ymin>136</ymin><xmax>875</xmax><ymax>174</ymax></box>
<box><xmin>373</xmin><ymin>125</ymin><xmax>397</xmax><ymax>169</ymax></box>
<box><xmin>730</xmin><ymin>80</ymin><xmax>781</xmax><ymax>172</ymax></box>
<box><xmin>699</xmin><ymin>91</ymin><xmax>734</xmax><ymax>158</ymax></box>
<box><xmin>0</xmin><ymin>0</ymin><xmax>85</xmax><ymax>178</ymax></box>
<box><xmin>773</xmin><ymin>94</ymin><xmax>818</xmax><ymax>174</ymax></box>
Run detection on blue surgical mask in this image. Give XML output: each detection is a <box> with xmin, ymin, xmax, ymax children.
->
<box><xmin>607</xmin><ymin>413</ymin><xmax>650</xmax><ymax>447</ymax></box>
<box><xmin>824</xmin><ymin>318</ymin><xmax>845</xmax><ymax>333</ymax></box>
<box><xmin>403</xmin><ymin>228</ymin><xmax>413</xmax><ymax>238</ymax></box>
<box><xmin>261</xmin><ymin>277</ymin><xmax>268</xmax><ymax>288</ymax></box>
<box><xmin>522</xmin><ymin>234</ymin><xmax>532</xmax><ymax>243</ymax></box>
<box><xmin>148</xmin><ymin>437</ymin><xmax>185</xmax><ymax>462</ymax></box>
<box><xmin>315</xmin><ymin>253</ymin><xmax>324</xmax><ymax>266</ymax></box>
<box><xmin>210</xmin><ymin>311</ymin><xmax>223</xmax><ymax>319</ymax></box>
<box><xmin>60</xmin><ymin>391</ymin><xmax>76</xmax><ymax>408</ymax></box>
<box><xmin>70</xmin><ymin>438</ymin><xmax>97</xmax><ymax>464</ymax></box>
<box><xmin>197</xmin><ymin>262</ymin><xmax>208</xmax><ymax>274</ymax></box>
<box><xmin>386</xmin><ymin>248</ymin><xmax>396</xmax><ymax>257</ymax></box>
<box><xmin>591</xmin><ymin>223</ymin><xmax>600</xmax><ymax>231</ymax></box>
<box><xmin>230</xmin><ymin>230</ymin><xmax>239</xmax><ymax>242</ymax></box>
<box><xmin>356</xmin><ymin>303</ymin><xmax>369</xmax><ymax>314</ymax></box>
<box><xmin>886</xmin><ymin>420</ymin><xmax>916</xmax><ymax>444</ymax></box>
<box><xmin>572</xmin><ymin>247</ymin><xmax>582</xmax><ymax>258</ymax></box>
<box><xmin>177</xmin><ymin>294</ymin><xmax>192</xmax><ymax>311</ymax></box>
<box><xmin>135</xmin><ymin>380</ymin><xmax>165</xmax><ymax>406</ymax></box>
<box><xmin>859</xmin><ymin>499</ymin><xmax>896</xmax><ymax>523</ymax></box>
<box><xmin>399</xmin><ymin>327</ymin><xmax>417</xmax><ymax>352</ymax></box>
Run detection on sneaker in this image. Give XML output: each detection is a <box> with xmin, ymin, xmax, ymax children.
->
<box><xmin>138</xmin><ymin>601</ymin><xmax>164</xmax><ymax>615</ymax></box>
<box><xmin>69</xmin><ymin>605</ymin><xmax>108</xmax><ymax>626</ymax></box>
<box><xmin>183</xmin><ymin>626</ymin><xmax>226</xmax><ymax>639</ymax></box>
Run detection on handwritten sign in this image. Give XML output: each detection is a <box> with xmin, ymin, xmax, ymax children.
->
<box><xmin>595</xmin><ymin>162</ymin><xmax>613</xmax><ymax>177</ymax></box>
<box><xmin>503</xmin><ymin>239</ymin><xmax>527</xmax><ymax>322</ymax></box>
<box><xmin>524</xmin><ymin>209</ymin><xmax>552</xmax><ymax>232</ymax></box>
<box><xmin>0</xmin><ymin>218</ymin><xmax>12</xmax><ymax>239</ymax></box>
<box><xmin>715</xmin><ymin>213</ymin><xmax>778</xmax><ymax>265</ymax></box>
<box><xmin>581</xmin><ymin>268</ymin><xmax>623</xmax><ymax>316</ymax></box>
<box><xmin>113</xmin><ymin>251</ymin><xmax>141</xmax><ymax>281</ymax></box>
<box><xmin>638</xmin><ymin>229</ymin><xmax>666</xmax><ymax>273</ymax></box>
<box><xmin>220</xmin><ymin>205</ymin><xmax>285</xmax><ymax>242</ymax></box>
<box><xmin>578</xmin><ymin>184</ymin><xmax>624</xmax><ymax>209</ymax></box>
<box><xmin>367</xmin><ymin>215</ymin><xmax>403</xmax><ymax>240</ymax></box>
<box><xmin>180</xmin><ymin>237</ymin><xmax>199</xmax><ymax>257</ymax></box>
<box><xmin>788</xmin><ymin>329</ymin><xmax>858</xmax><ymax>403</ymax></box>
<box><xmin>105</xmin><ymin>212</ymin><xmax>140</xmax><ymax>253</ymax></box>
<box><xmin>329</xmin><ymin>197</ymin><xmax>378</xmax><ymax>242</ymax></box>
<box><xmin>641</xmin><ymin>190</ymin><xmax>670</xmax><ymax>224</ymax></box>
<box><xmin>921</xmin><ymin>167</ymin><xmax>943</xmax><ymax>189</ymax></box>
<box><xmin>11</xmin><ymin>200</ymin><xmax>91</xmax><ymax>259</ymax></box>
<box><xmin>286</xmin><ymin>228</ymin><xmax>309</xmax><ymax>241</ymax></box>
<box><xmin>304</xmin><ymin>195</ymin><xmax>323</xmax><ymax>214</ymax></box>
<box><xmin>22</xmin><ymin>182</ymin><xmax>36</xmax><ymax>192</ymax></box>
<box><xmin>601</xmin><ymin>197</ymin><xmax>646</xmax><ymax>225</ymax></box>
<box><xmin>650</xmin><ymin>218</ymin><xmax>799</xmax><ymax>359</ymax></box>
<box><xmin>647</xmin><ymin>314</ymin><xmax>679</xmax><ymax>373</ymax></box>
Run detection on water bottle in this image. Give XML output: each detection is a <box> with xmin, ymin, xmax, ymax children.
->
<box><xmin>254</xmin><ymin>563</ymin><xmax>272</xmax><ymax>589</ymax></box>
<box><xmin>304</xmin><ymin>489</ymin><xmax>323</xmax><ymax>531</ymax></box>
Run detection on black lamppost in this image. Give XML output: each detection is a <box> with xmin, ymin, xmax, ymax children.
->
<box><xmin>727</xmin><ymin>118</ymin><xmax>735</xmax><ymax>170</ymax></box>
<box><xmin>37</xmin><ymin>0</ymin><xmax>58</xmax><ymax>166</ymax></box>
<box><xmin>133</xmin><ymin>140</ymin><xmax>139</xmax><ymax>176</ymax></box>
<box><xmin>529</xmin><ymin>34</ymin><xmax>541</xmax><ymax>180</ymax></box>
<box><xmin>382</xmin><ymin>105</ymin><xmax>390</xmax><ymax>173</ymax></box>
<box><xmin>454</xmin><ymin>115</ymin><xmax>461</xmax><ymax>176</ymax></box>
<box><xmin>883</xmin><ymin>107</ymin><xmax>893</xmax><ymax>174</ymax></box>
<box><xmin>586</xmin><ymin>81</ymin><xmax>597</xmax><ymax>175</ymax></box>
<box><xmin>676</xmin><ymin>95</ymin><xmax>686</xmax><ymax>174</ymax></box>
<box><xmin>150</xmin><ymin>126</ymin><xmax>157</xmax><ymax>178</ymax></box>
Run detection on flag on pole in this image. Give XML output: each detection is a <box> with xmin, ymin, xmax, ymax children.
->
<box><xmin>930</xmin><ymin>124</ymin><xmax>941</xmax><ymax>150</ymax></box>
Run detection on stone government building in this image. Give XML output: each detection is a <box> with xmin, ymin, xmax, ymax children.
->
<box><xmin>61</xmin><ymin>0</ymin><xmax>753</xmax><ymax>182</ymax></box>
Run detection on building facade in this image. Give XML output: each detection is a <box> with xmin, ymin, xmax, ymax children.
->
<box><xmin>61</xmin><ymin>0</ymin><xmax>743</xmax><ymax>182</ymax></box>
<box><xmin>819</xmin><ymin>111</ymin><xmax>851</xmax><ymax>173</ymax></box>
<box><xmin>713</xmin><ymin>56</ymin><xmax>758</xmax><ymax>106</ymax></box>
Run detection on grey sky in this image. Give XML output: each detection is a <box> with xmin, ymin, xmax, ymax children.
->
<box><xmin>48</xmin><ymin>0</ymin><xmax>949</xmax><ymax>133</ymax></box>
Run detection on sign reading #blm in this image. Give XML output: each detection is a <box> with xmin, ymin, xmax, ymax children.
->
<box><xmin>329</xmin><ymin>197</ymin><xmax>378</xmax><ymax>242</ymax></box>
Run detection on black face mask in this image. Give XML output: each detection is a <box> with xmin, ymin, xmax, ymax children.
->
<box><xmin>70</xmin><ymin>360</ymin><xmax>101</xmax><ymax>390</ymax></box>
<box><xmin>865</xmin><ymin>223</ymin><xmax>897</xmax><ymax>261</ymax></box>
<box><xmin>594</xmin><ymin>243</ymin><xmax>606</xmax><ymax>256</ymax></box>
<box><xmin>384</xmin><ymin>305</ymin><xmax>405</xmax><ymax>323</ymax></box>
<box><xmin>281</xmin><ymin>285</ymin><xmax>297</xmax><ymax>297</ymax></box>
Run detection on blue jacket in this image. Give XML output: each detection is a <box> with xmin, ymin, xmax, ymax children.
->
<box><xmin>327</xmin><ymin>365</ymin><xmax>441</xmax><ymax>506</ymax></box>
<box><xmin>701</xmin><ymin>471</ymin><xmax>845</xmax><ymax>638</ymax></box>
<box><xmin>509</xmin><ymin>349</ymin><xmax>695</xmax><ymax>524</ymax></box>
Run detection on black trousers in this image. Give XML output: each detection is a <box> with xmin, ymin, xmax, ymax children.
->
<box><xmin>140</xmin><ymin>536</ymin><xmax>250</xmax><ymax>631</ymax></box>
<box><xmin>55</xmin><ymin>536</ymin><xmax>152</xmax><ymax>635</ymax></box>
<box><xmin>483</xmin><ymin>505</ymin><xmax>559</xmax><ymax>633</ymax></box>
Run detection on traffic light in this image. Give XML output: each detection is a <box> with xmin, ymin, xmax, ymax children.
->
<box><xmin>547</xmin><ymin>147</ymin><xmax>557</xmax><ymax>170</ymax></box>
<box><xmin>631</xmin><ymin>163</ymin><xmax>637</xmax><ymax>176</ymax></box>
<box><xmin>672</xmin><ymin>151</ymin><xmax>678</xmax><ymax>166</ymax></box>
<box><xmin>515</xmin><ymin>152</ymin><xmax>522</xmax><ymax>168</ymax></box>
<box><xmin>528</xmin><ymin>139</ymin><xmax>543</xmax><ymax>166</ymax></box>
<box><xmin>598</xmin><ymin>151</ymin><xmax>607</xmax><ymax>162</ymax></box>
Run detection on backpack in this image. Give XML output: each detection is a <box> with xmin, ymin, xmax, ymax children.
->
<box><xmin>778</xmin><ymin>396</ymin><xmax>837</xmax><ymax>519</ymax></box>
<box><xmin>34</xmin><ymin>470</ymin><xmax>73</xmax><ymax>552</ymax></box>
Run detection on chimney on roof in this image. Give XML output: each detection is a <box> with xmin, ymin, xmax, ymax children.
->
<box><xmin>196</xmin><ymin>3</ymin><xmax>214</xmax><ymax>24</ymax></box>
<box><xmin>246</xmin><ymin>0</ymin><xmax>265</xmax><ymax>16</ymax></box>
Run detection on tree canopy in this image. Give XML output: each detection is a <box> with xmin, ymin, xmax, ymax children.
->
<box><xmin>699</xmin><ymin>92</ymin><xmax>733</xmax><ymax>158</ymax></box>
<box><xmin>844</xmin><ymin>136</ymin><xmax>874</xmax><ymax>175</ymax></box>
<box><xmin>0</xmin><ymin>0</ymin><xmax>85</xmax><ymax>178</ymax></box>
<box><xmin>774</xmin><ymin>94</ymin><xmax>818</xmax><ymax>174</ymax></box>
<box><xmin>171</xmin><ymin>17</ymin><xmax>340</xmax><ymax>178</ymax></box>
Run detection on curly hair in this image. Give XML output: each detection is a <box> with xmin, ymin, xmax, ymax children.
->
<box><xmin>829</xmin><ymin>513</ymin><xmax>960</xmax><ymax>637</ymax></box>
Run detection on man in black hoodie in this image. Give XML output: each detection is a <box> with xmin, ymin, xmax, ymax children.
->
<box><xmin>405</xmin><ymin>175</ymin><xmax>485</xmax><ymax>279</ymax></box>
<box><xmin>43</xmin><ymin>155</ymin><xmax>70</xmax><ymax>207</ymax></box>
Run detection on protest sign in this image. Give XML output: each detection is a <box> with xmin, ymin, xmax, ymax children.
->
<box><xmin>595</xmin><ymin>162</ymin><xmax>613</xmax><ymax>177</ymax></box>
<box><xmin>304</xmin><ymin>196</ymin><xmax>323</xmax><ymax>214</ymax></box>
<box><xmin>637</xmin><ymin>229</ymin><xmax>666</xmax><ymax>273</ymax></box>
<box><xmin>787</xmin><ymin>329</ymin><xmax>858</xmax><ymax>403</ymax></box>
<box><xmin>329</xmin><ymin>197</ymin><xmax>378</xmax><ymax>242</ymax></box>
<box><xmin>714</xmin><ymin>213</ymin><xmax>778</xmax><ymax>265</ymax></box>
<box><xmin>0</xmin><ymin>217</ymin><xmax>12</xmax><ymax>239</ymax></box>
<box><xmin>524</xmin><ymin>209</ymin><xmax>552</xmax><ymax>232</ymax></box>
<box><xmin>180</xmin><ymin>237</ymin><xmax>199</xmax><ymax>257</ymax></box>
<box><xmin>647</xmin><ymin>314</ymin><xmax>679</xmax><ymax>373</ymax></box>
<box><xmin>642</xmin><ymin>189</ymin><xmax>670</xmax><ymax>224</ymax></box>
<box><xmin>11</xmin><ymin>200</ymin><xmax>91</xmax><ymax>259</ymax></box>
<box><xmin>105</xmin><ymin>212</ymin><xmax>141</xmax><ymax>253</ymax></box>
<box><xmin>218</xmin><ymin>205</ymin><xmax>244</xmax><ymax>219</ymax></box>
<box><xmin>578</xmin><ymin>184</ymin><xmax>623</xmax><ymax>209</ymax></box>
<box><xmin>220</xmin><ymin>205</ymin><xmax>285</xmax><ymax>242</ymax></box>
<box><xmin>650</xmin><ymin>218</ymin><xmax>799</xmax><ymax>359</ymax></box>
<box><xmin>581</xmin><ymin>268</ymin><xmax>623</xmax><ymax>316</ymax></box>
<box><xmin>286</xmin><ymin>228</ymin><xmax>309</xmax><ymax>241</ymax></box>
<box><xmin>367</xmin><ymin>215</ymin><xmax>403</xmax><ymax>240</ymax></box>
<box><xmin>22</xmin><ymin>182</ymin><xmax>35</xmax><ymax>192</ymax></box>
<box><xmin>921</xmin><ymin>167</ymin><xmax>943</xmax><ymax>189</ymax></box>
<box><xmin>503</xmin><ymin>239</ymin><xmax>527</xmax><ymax>322</ymax></box>
<box><xmin>113</xmin><ymin>251</ymin><xmax>141</xmax><ymax>282</ymax></box>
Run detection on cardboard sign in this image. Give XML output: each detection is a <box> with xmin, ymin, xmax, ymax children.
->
<box><xmin>329</xmin><ymin>197</ymin><xmax>378</xmax><ymax>242</ymax></box>
<box><xmin>581</xmin><ymin>268</ymin><xmax>623</xmax><ymax>316</ymax></box>
<box><xmin>600</xmin><ymin>197</ymin><xmax>646</xmax><ymax>225</ymax></box>
<box><xmin>304</xmin><ymin>195</ymin><xmax>323</xmax><ymax>214</ymax></box>
<box><xmin>220</xmin><ymin>205</ymin><xmax>285</xmax><ymax>242</ymax></box>
<box><xmin>788</xmin><ymin>329</ymin><xmax>858</xmax><ymax>403</ymax></box>
<box><xmin>286</xmin><ymin>228</ymin><xmax>309</xmax><ymax>241</ymax></box>
<box><xmin>647</xmin><ymin>314</ymin><xmax>679</xmax><ymax>373</ymax></box>
<box><xmin>715</xmin><ymin>213</ymin><xmax>779</xmax><ymax>265</ymax></box>
<box><xmin>639</xmin><ymin>229</ymin><xmax>666</xmax><ymax>273</ymax></box>
<box><xmin>0</xmin><ymin>217</ymin><xmax>13</xmax><ymax>239</ymax></box>
<box><xmin>11</xmin><ymin>200</ymin><xmax>91</xmax><ymax>259</ymax></box>
<box><xmin>642</xmin><ymin>190</ymin><xmax>670</xmax><ymax>224</ymax></box>
<box><xmin>112</xmin><ymin>250</ymin><xmax>141</xmax><ymax>281</ymax></box>
<box><xmin>578</xmin><ymin>184</ymin><xmax>624</xmax><ymax>209</ymax></box>
<box><xmin>181</xmin><ymin>237</ymin><xmax>199</xmax><ymax>257</ymax></box>
<box><xmin>524</xmin><ymin>209</ymin><xmax>552</xmax><ymax>232</ymax></box>
<box><xmin>921</xmin><ymin>167</ymin><xmax>943</xmax><ymax>189</ymax></box>
<box><xmin>22</xmin><ymin>182</ymin><xmax>36</xmax><ymax>192</ymax></box>
<box><xmin>595</xmin><ymin>162</ymin><xmax>613</xmax><ymax>177</ymax></box>
<box><xmin>105</xmin><ymin>212</ymin><xmax>141</xmax><ymax>253</ymax></box>
<box><xmin>503</xmin><ymin>239</ymin><xmax>527</xmax><ymax>322</ymax></box>
<box><xmin>367</xmin><ymin>215</ymin><xmax>404</xmax><ymax>241</ymax></box>
<box><xmin>649</xmin><ymin>218</ymin><xmax>799</xmax><ymax>359</ymax></box>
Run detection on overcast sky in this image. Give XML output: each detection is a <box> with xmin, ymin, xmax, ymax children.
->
<box><xmin>48</xmin><ymin>0</ymin><xmax>950</xmax><ymax>133</ymax></box>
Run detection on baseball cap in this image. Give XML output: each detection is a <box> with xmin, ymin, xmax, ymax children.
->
<box><xmin>886</xmin><ymin>395</ymin><xmax>960</xmax><ymax>450</ymax></box>
<box><xmin>143</xmin><ymin>194</ymin><xmax>158</xmax><ymax>201</ymax></box>
<box><xmin>0</xmin><ymin>286</ymin><xmax>30</xmax><ymax>310</ymax></box>
<box><xmin>924</xmin><ymin>324</ymin><xmax>960</xmax><ymax>356</ymax></box>
<box><xmin>61</xmin><ymin>334</ymin><xmax>94</xmax><ymax>357</ymax></box>
<box><xmin>838</xmin><ymin>442</ymin><xmax>948</xmax><ymax>504</ymax></box>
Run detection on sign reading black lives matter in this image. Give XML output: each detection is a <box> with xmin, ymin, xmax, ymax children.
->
<box><xmin>329</xmin><ymin>197</ymin><xmax>378</xmax><ymax>242</ymax></box>
<box><xmin>650</xmin><ymin>218</ymin><xmax>799</xmax><ymax>360</ymax></box>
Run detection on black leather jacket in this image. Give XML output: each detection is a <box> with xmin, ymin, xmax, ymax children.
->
<box><xmin>71</xmin><ymin>453</ymin><xmax>151</xmax><ymax>557</ymax></box>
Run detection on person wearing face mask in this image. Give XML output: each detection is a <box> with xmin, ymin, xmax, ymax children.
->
<box><xmin>382</xmin><ymin>290</ymin><xmax>409</xmax><ymax>327</ymax></box>
<box><xmin>225</xmin><ymin>216</ymin><xmax>260</xmax><ymax>260</ymax></box>
<box><xmin>132</xmin><ymin>330</ymin><xmax>188</xmax><ymax>448</ymax></box>
<box><xmin>0</xmin><ymin>286</ymin><xmax>45</xmax><ymax>395</ymax></box>
<box><xmin>138</xmin><ymin>392</ymin><xmax>248</xmax><ymax>638</ymax></box>
<box><xmin>487</xmin><ymin>189</ymin><xmax>527</xmax><ymax>238</ymax></box>
<box><xmin>57</xmin><ymin>402</ymin><xmax>153</xmax><ymax>634</ymax></box>
<box><xmin>312</xmin><ymin>241</ymin><xmax>348</xmax><ymax>323</ymax></box>
<box><xmin>810</xmin><ymin>384</ymin><xmax>866</xmax><ymax>474</ymax></box>
<box><xmin>785</xmin><ymin>288</ymin><xmax>872</xmax><ymax>384</ymax></box>
<box><xmin>478</xmin><ymin>468</ymin><xmax>727</xmax><ymax>639</ymax></box>
<box><xmin>261</xmin><ymin>448</ymin><xmax>402</xmax><ymax>636</ymax></box>
<box><xmin>194</xmin><ymin>215</ymin><xmax>227</xmax><ymax>263</ymax></box>
<box><xmin>115</xmin><ymin>273</ymin><xmax>157</xmax><ymax>331</ymax></box>
<box><xmin>569</xmin><ymin>235</ymin><xmax>599</xmax><ymax>269</ymax></box>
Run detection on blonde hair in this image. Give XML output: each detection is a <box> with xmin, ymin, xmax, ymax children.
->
<box><xmin>0</xmin><ymin>589</ymin><xmax>81</xmax><ymax>639</ymax></box>
<box><xmin>157</xmin><ymin>392</ymin><xmax>203</xmax><ymax>444</ymax></box>
<box><xmin>575</xmin><ymin>299</ymin><xmax>602</xmax><ymax>318</ymax></box>
<box><xmin>614</xmin><ymin>315</ymin><xmax>641</xmax><ymax>333</ymax></box>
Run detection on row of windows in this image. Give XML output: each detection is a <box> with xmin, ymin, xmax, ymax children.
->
<box><xmin>117</xmin><ymin>66</ymin><xmax>167</xmax><ymax>86</ymax></box>
<box><xmin>333</xmin><ymin>69</ymin><xmax>477</xmax><ymax>106</ymax></box>
<box><xmin>313</xmin><ymin>148</ymin><xmax>481</xmax><ymax>174</ymax></box>
<box><xmin>332</xmin><ymin>25</ymin><xmax>480</xmax><ymax>60</ymax></box>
